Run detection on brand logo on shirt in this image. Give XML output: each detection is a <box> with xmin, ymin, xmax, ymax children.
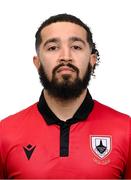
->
<box><xmin>23</xmin><ymin>144</ymin><xmax>36</xmax><ymax>160</ymax></box>
<box><xmin>90</xmin><ymin>136</ymin><xmax>112</xmax><ymax>159</ymax></box>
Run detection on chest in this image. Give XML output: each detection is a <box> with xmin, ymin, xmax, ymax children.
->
<box><xmin>4</xmin><ymin>121</ymin><xmax>127</xmax><ymax>179</ymax></box>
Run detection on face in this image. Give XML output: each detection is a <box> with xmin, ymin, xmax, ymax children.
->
<box><xmin>34</xmin><ymin>22</ymin><xmax>96</xmax><ymax>99</ymax></box>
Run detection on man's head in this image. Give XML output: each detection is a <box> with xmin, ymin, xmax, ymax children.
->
<box><xmin>33</xmin><ymin>13</ymin><xmax>99</xmax><ymax>99</ymax></box>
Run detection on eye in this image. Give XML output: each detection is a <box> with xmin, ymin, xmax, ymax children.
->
<box><xmin>71</xmin><ymin>45</ymin><xmax>82</xmax><ymax>50</ymax></box>
<box><xmin>47</xmin><ymin>46</ymin><xmax>58</xmax><ymax>51</ymax></box>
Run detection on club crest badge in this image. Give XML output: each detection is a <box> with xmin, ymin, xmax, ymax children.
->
<box><xmin>91</xmin><ymin>136</ymin><xmax>112</xmax><ymax>159</ymax></box>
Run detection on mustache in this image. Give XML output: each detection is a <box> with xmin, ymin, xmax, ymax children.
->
<box><xmin>52</xmin><ymin>63</ymin><xmax>79</xmax><ymax>74</ymax></box>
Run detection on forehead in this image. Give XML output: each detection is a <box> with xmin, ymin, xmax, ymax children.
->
<box><xmin>40</xmin><ymin>22</ymin><xmax>87</xmax><ymax>42</ymax></box>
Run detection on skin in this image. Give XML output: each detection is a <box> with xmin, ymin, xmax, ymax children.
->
<box><xmin>33</xmin><ymin>22</ymin><xmax>96</xmax><ymax>121</ymax></box>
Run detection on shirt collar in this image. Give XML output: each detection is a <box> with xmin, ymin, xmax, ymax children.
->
<box><xmin>37</xmin><ymin>89</ymin><xmax>94</xmax><ymax>126</ymax></box>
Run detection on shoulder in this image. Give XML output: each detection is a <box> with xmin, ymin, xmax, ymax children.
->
<box><xmin>0</xmin><ymin>103</ymin><xmax>38</xmax><ymax>129</ymax></box>
<box><xmin>94</xmin><ymin>100</ymin><xmax>130</xmax><ymax>117</ymax></box>
<box><xmin>91</xmin><ymin>101</ymin><xmax>131</xmax><ymax>142</ymax></box>
<box><xmin>93</xmin><ymin>100</ymin><xmax>130</xmax><ymax>123</ymax></box>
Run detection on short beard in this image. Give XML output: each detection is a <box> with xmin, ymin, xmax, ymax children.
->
<box><xmin>38</xmin><ymin>63</ymin><xmax>92</xmax><ymax>100</ymax></box>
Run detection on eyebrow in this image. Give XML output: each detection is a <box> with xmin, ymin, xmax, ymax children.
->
<box><xmin>69</xmin><ymin>36</ymin><xmax>86</xmax><ymax>45</ymax></box>
<box><xmin>43</xmin><ymin>38</ymin><xmax>59</xmax><ymax>47</ymax></box>
<box><xmin>43</xmin><ymin>36</ymin><xmax>86</xmax><ymax>47</ymax></box>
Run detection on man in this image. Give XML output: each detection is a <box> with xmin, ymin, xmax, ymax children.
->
<box><xmin>0</xmin><ymin>13</ymin><xmax>131</xmax><ymax>179</ymax></box>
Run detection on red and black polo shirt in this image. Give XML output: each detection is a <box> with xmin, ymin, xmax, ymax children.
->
<box><xmin>0</xmin><ymin>90</ymin><xmax>131</xmax><ymax>179</ymax></box>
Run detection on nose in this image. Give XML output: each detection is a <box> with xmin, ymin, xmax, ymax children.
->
<box><xmin>58</xmin><ymin>46</ymin><xmax>72</xmax><ymax>63</ymax></box>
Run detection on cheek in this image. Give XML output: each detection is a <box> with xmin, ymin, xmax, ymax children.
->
<box><xmin>43</xmin><ymin>64</ymin><xmax>53</xmax><ymax>80</ymax></box>
<box><xmin>39</xmin><ymin>54</ymin><xmax>53</xmax><ymax>77</ymax></box>
<box><xmin>79</xmin><ymin>64</ymin><xmax>89</xmax><ymax>79</ymax></box>
<box><xmin>40</xmin><ymin>60</ymin><xmax>56</xmax><ymax>81</ymax></box>
<box><xmin>76</xmin><ymin>57</ymin><xmax>90</xmax><ymax>78</ymax></box>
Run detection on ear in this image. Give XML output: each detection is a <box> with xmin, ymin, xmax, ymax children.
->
<box><xmin>33</xmin><ymin>56</ymin><xmax>41</xmax><ymax>69</ymax></box>
<box><xmin>90</xmin><ymin>54</ymin><xmax>97</xmax><ymax>68</ymax></box>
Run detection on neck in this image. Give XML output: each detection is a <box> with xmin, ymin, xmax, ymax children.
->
<box><xmin>43</xmin><ymin>89</ymin><xmax>87</xmax><ymax>121</ymax></box>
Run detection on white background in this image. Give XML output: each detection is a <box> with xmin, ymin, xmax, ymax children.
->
<box><xmin>0</xmin><ymin>0</ymin><xmax>131</xmax><ymax>120</ymax></box>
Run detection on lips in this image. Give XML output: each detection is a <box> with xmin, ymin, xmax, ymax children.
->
<box><xmin>57</xmin><ymin>66</ymin><xmax>75</xmax><ymax>73</ymax></box>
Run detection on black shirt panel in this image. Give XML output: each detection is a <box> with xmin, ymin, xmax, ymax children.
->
<box><xmin>37</xmin><ymin>89</ymin><xmax>94</xmax><ymax>157</ymax></box>
<box><xmin>37</xmin><ymin>89</ymin><xmax>94</xmax><ymax>126</ymax></box>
